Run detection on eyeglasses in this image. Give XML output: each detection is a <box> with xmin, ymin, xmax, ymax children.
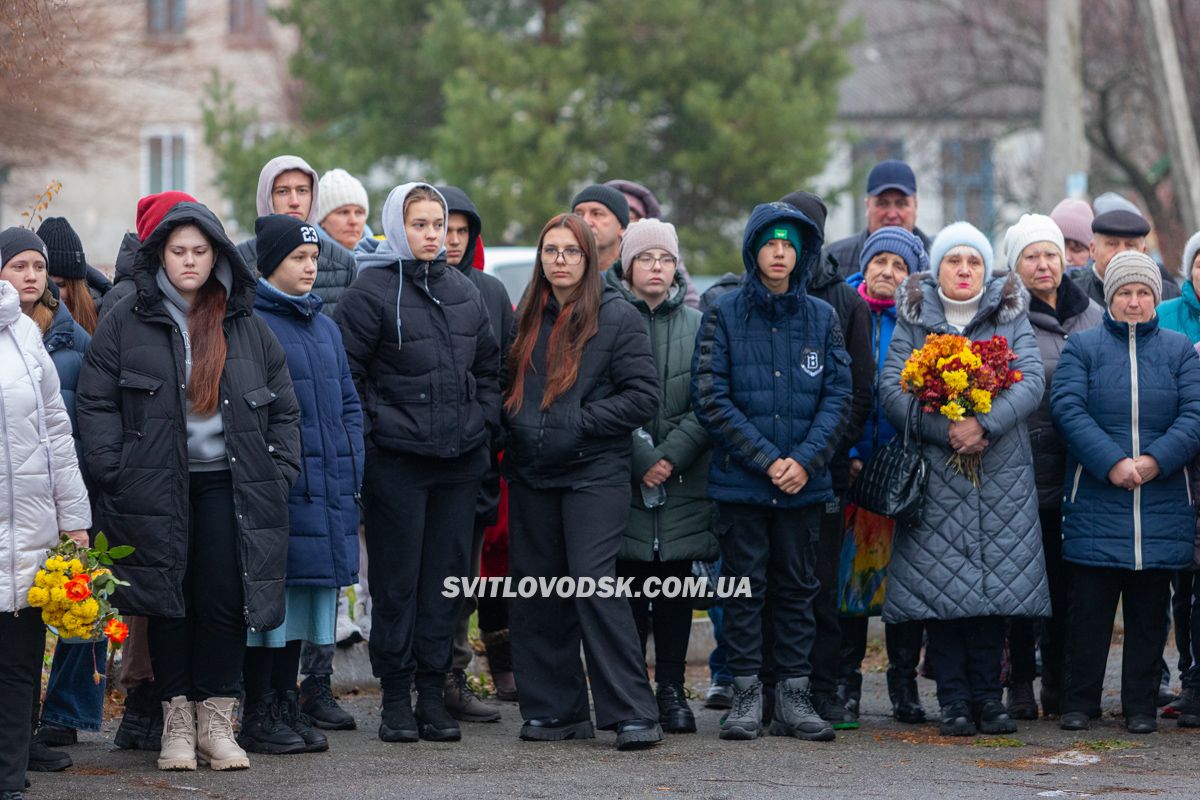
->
<box><xmin>633</xmin><ymin>253</ymin><xmax>677</xmax><ymax>270</ymax></box>
<box><xmin>541</xmin><ymin>246</ymin><xmax>584</xmax><ymax>265</ymax></box>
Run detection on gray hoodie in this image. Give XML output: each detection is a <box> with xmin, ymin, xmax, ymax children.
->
<box><xmin>355</xmin><ymin>182</ymin><xmax>447</xmax><ymax>349</ymax></box>
<box><xmin>155</xmin><ymin>265</ymin><xmax>235</xmax><ymax>471</ymax></box>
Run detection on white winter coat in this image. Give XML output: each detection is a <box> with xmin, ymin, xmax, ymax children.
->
<box><xmin>0</xmin><ymin>280</ymin><xmax>91</xmax><ymax>612</ymax></box>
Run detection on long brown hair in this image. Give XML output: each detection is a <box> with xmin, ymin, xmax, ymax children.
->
<box><xmin>505</xmin><ymin>214</ymin><xmax>602</xmax><ymax>414</ymax></box>
<box><xmin>28</xmin><ymin>292</ymin><xmax>54</xmax><ymax>334</ymax></box>
<box><xmin>57</xmin><ymin>278</ymin><xmax>99</xmax><ymax>335</ymax></box>
<box><xmin>161</xmin><ymin>225</ymin><xmax>228</xmax><ymax>416</ymax></box>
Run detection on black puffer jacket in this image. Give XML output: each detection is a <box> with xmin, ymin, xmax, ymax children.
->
<box><xmin>77</xmin><ymin>203</ymin><xmax>301</xmax><ymax>631</ymax></box>
<box><xmin>238</xmin><ymin>235</ymin><xmax>359</xmax><ymax>316</ymax></box>
<box><xmin>334</xmin><ymin>256</ymin><xmax>501</xmax><ymax>460</ymax></box>
<box><xmin>503</xmin><ymin>285</ymin><xmax>659</xmax><ymax>489</ymax></box>
<box><xmin>824</xmin><ymin>226</ymin><xmax>932</xmax><ymax>280</ymax></box>
<box><xmin>97</xmin><ymin>232</ymin><xmax>140</xmax><ymax>321</ymax></box>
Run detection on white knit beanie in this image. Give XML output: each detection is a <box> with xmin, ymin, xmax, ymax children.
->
<box><xmin>1004</xmin><ymin>213</ymin><xmax>1065</xmax><ymax>271</ymax></box>
<box><xmin>317</xmin><ymin>169</ymin><xmax>369</xmax><ymax>224</ymax></box>
<box><xmin>1104</xmin><ymin>250</ymin><xmax>1162</xmax><ymax>308</ymax></box>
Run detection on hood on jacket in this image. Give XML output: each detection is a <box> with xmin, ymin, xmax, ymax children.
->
<box><xmin>112</xmin><ymin>232</ymin><xmax>141</xmax><ymax>284</ymax></box>
<box><xmin>133</xmin><ymin>202</ymin><xmax>255</xmax><ymax>318</ymax></box>
<box><xmin>355</xmin><ymin>182</ymin><xmax>448</xmax><ymax>272</ymax></box>
<box><xmin>43</xmin><ymin>299</ymin><xmax>80</xmax><ymax>353</ymax></box>
<box><xmin>605</xmin><ymin>259</ymin><xmax>687</xmax><ymax>316</ymax></box>
<box><xmin>254</xmin><ymin>275</ymin><xmax>323</xmax><ymax>320</ymax></box>
<box><xmin>0</xmin><ymin>278</ymin><xmax>20</xmax><ymax>330</ymax></box>
<box><xmin>741</xmin><ymin>202</ymin><xmax>824</xmax><ymax>299</ymax></box>
<box><xmin>437</xmin><ymin>185</ymin><xmax>482</xmax><ymax>272</ymax></box>
<box><xmin>256</xmin><ymin>155</ymin><xmax>320</xmax><ymax>224</ymax></box>
<box><xmin>896</xmin><ymin>270</ymin><xmax>1028</xmax><ymax>329</ymax></box>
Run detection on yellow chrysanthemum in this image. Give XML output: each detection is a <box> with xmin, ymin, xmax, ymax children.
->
<box><xmin>49</xmin><ymin>587</ymin><xmax>67</xmax><ymax>606</ymax></box>
<box><xmin>45</xmin><ymin>556</ymin><xmax>67</xmax><ymax>573</ymax></box>
<box><xmin>940</xmin><ymin>402</ymin><xmax>966</xmax><ymax>421</ymax></box>
<box><xmin>77</xmin><ymin>598</ymin><xmax>100</xmax><ymax>621</ymax></box>
<box><xmin>27</xmin><ymin>586</ymin><xmax>49</xmax><ymax>607</ymax></box>
<box><xmin>969</xmin><ymin>388</ymin><xmax>993</xmax><ymax>414</ymax></box>
<box><xmin>66</xmin><ymin>558</ymin><xmax>84</xmax><ymax>575</ymax></box>
<box><xmin>34</xmin><ymin>570</ymin><xmax>49</xmax><ymax>589</ymax></box>
<box><xmin>942</xmin><ymin>370</ymin><xmax>969</xmax><ymax>394</ymax></box>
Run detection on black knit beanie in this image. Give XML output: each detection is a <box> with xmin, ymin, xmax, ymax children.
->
<box><xmin>36</xmin><ymin>217</ymin><xmax>88</xmax><ymax>280</ymax></box>
<box><xmin>255</xmin><ymin>214</ymin><xmax>321</xmax><ymax>278</ymax></box>
<box><xmin>0</xmin><ymin>227</ymin><xmax>48</xmax><ymax>270</ymax></box>
<box><xmin>571</xmin><ymin>184</ymin><xmax>630</xmax><ymax>228</ymax></box>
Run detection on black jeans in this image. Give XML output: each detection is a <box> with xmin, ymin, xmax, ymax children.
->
<box><xmin>1063</xmin><ymin>564</ymin><xmax>1172</xmax><ymax>719</ymax></box>
<box><xmin>509</xmin><ymin>481</ymin><xmax>658</xmax><ymax>729</ymax></box>
<box><xmin>926</xmin><ymin>616</ymin><xmax>1005</xmax><ymax>707</ymax></box>
<box><xmin>148</xmin><ymin>471</ymin><xmax>246</xmax><ymax>701</ymax></box>
<box><xmin>1172</xmin><ymin>571</ymin><xmax>1194</xmax><ymax>678</ymax></box>
<box><xmin>0</xmin><ymin>610</ymin><xmax>44</xmax><ymax>791</ymax></box>
<box><xmin>617</xmin><ymin>558</ymin><xmax>694</xmax><ymax>686</ymax></box>
<box><xmin>243</xmin><ymin>641</ymin><xmax>303</xmax><ymax>705</ymax></box>
<box><xmin>1185</xmin><ymin>572</ymin><xmax>1200</xmax><ymax>690</ymax></box>
<box><xmin>717</xmin><ymin>502</ymin><xmax>821</xmax><ymax>680</ymax></box>
<box><xmin>837</xmin><ymin>618</ymin><xmax>925</xmax><ymax>691</ymax></box>
<box><xmin>364</xmin><ymin>448</ymin><xmax>484</xmax><ymax>684</ymax></box>
<box><xmin>1009</xmin><ymin>509</ymin><xmax>1068</xmax><ymax>690</ymax></box>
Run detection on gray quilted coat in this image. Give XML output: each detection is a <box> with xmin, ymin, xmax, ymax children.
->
<box><xmin>880</xmin><ymin>272</ymin><xmax>1051</xmax><ymax>623</ymax></box>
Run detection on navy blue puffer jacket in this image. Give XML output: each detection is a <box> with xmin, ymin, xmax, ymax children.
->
<box><xmin>691</xmin><ymin>202</ymin><xmax>852</xmax><ymax>508</ymax></box>
<box><xmin>1051</xmin><ymin>313</ymin><xmax>1200</xmax><ymax>571</ymax></box>
<box><xmin>43</xmin><ymin>300</ymin><xmax>90</xmax><ymax>438</ymax></box>
<box><xmin>255</xmin><ymin>278</ymin><xmax>365</xmax><ymax>587</ymax></box>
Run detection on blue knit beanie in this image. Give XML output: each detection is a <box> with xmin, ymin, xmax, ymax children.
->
<box><xmin>929</xmin><ymin>221</ymin><xmax>993</xmax><ymax>282</ymax></box>
<box><xmin>860</xmin><ymin>226</ymin><xmax>928</xmax><ymax>275</ymax></box>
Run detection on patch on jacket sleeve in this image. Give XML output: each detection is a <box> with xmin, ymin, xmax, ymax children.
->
<box><xmin>801</xmin><ymin>347</ymin><xmax>823</xmax><ymax>377</ymax></box>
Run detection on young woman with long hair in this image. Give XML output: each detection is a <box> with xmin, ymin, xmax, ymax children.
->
<box><xmin>77</xmin><ymin>202</ymin><xmax>300</xmax><ymax>772</ymax></box>
<box><xmin>504</xmin><ymin>213</ymin><xmax>663</xmax><ymax>751</ymax></box>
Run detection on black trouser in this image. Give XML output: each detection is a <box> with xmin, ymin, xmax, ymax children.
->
<box><xmin>1009</xmin><ymin>509</ymin><xmax>1068</xmax><ymax>690</ymax></box>
<box><xmin>509</xmin><ymin>481</ymin><xmax>657</xmax><ymax>729</ymax></box>
<box><xmin>364</xmin><ymin>448</ymin><xmax>483</xmax><ymax>685</ymax></box>
<box><xmin>0</xmin><ymin>611</ymin><xmax>44</xmax><ymax>791</ymax></box>
<box><xmin>617</xmin><ymin>558</ymin><xmax>694</xmax><ymax>686</ymax></box>
<box><xmin>717</xmin><ymin>502</ymin><xmax>821</xmax><ymax>680</ymax></box>
<box><xmin>837</xmin><ymin>617</ymin><xmax>925</xmax><ymax>689</ymax></box>
<box><xmin>1172</xmin><ymin>571</ymin><xmax>1194</xmax><ymax>678</ymax></box>
<box><xmin>1063</xmin><ymin>564</ymin><xmax>1172</xmax><ymax>719</ymax></box>
<box><xmin>451</xmin><ymin>520</ymin><xmax>488</xmax><ymax>671</ymax></box>
<box><xmin>1185</xmin><ymin>574</ymin><xmax>1200</xmax><ymax>690</ymax></box>
<box><xmin>478</xmin><ymin>594</ymin><xmax>509</xmax><ymax>633</ymax></box>
<box><xmin>926</xmin><ymin>616</ymin><xmax>1005</xmax><ymax>707</ymax></box>
<box><xmin>243</xmin><ymin>641</ymin><xmax>304</xmax><ymax>705</ymax></box>
<box><xmin>148</xmin><ymin>471</ymin><xmax>246</xmax><ymax>701</ymax></box>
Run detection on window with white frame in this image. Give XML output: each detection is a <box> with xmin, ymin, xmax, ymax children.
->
<box><xmin>142</xmin><ymin>128</ymin><xmax>191</xmax><ymax>196</ymax></box>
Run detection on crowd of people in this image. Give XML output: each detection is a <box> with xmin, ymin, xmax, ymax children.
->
<box><xmin>2</xmin><ymin>153</ymin><xmax>1200</xmax><ymax>798</ymax></box>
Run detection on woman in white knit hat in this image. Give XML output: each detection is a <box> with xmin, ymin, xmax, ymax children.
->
<box><xmin>317</xmin><ymin>169</ymin><xmax>370</xmax><ymax>253</ymax></box>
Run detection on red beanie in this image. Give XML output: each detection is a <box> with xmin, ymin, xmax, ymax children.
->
<box><xmin>136</xmin><ymin>191</ymin><xmax>197</xmax><ymax>242</ymax></box>
<box><xmin>472</xmin><ymin>235</ymin><xmax>486</xmax><ymax>271</ymax></box>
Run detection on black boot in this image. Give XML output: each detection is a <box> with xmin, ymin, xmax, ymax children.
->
<box><xmin>114</xmin><ymin>682</ymin><xmax>163</xmax><ymax>751</ymax></box>
<box><xmin>836</xmin><ymin>672</ymin><xmax>862</xmax><ymax>717</ymax></box>
<box><xmin>886</xmin><ymin>669</ymin><xmax>926</xmax><ymax>724</ymax></box>
<box><xmin>282</xmin><ymin>690</ymin><xmax>329</xmax><ymax>753</ymax></box>
<box><xmin>975</xmin><ymin>699</ymin><xmax>1018</xmax><ymax>735</ymax></box>
<box><xmin>1005</xmin><ymin>682</ymin><xmax>1038</xmax><ymax>721</ymax></box>
<box><xmin>655</xmin><ymin>683</ymin><xmax>696</xmax><ymax>734</ymax></box>
<box><xmin>1175</xmin><ymin>687</ymin><xmax>1200</xmax><ymax>728</ymax></box>
<box><xmin>299</xmin><ymin>675</ymin><xmax>356</xmax><ymax>731</ymax></box>
<box><xmin>379</xmin><ymin>678</ymin><xmax>418</xmax><ymax>743</ymax></box>
<box><xmin>27</xmin><ymin>737</ymin><xmax>71</xmax><ymax>772</ymax></box>
<box><xmin>812</xmin><ymin>690</ymin><xmax>859</xmax><ymax>730</ymax></box>
<box><xmin>236</xmin><ymin>691</ymin><xmax>307</xmax><ymax>755</ymax></box>
<box><xmin>414</xmin><ymin>674</ymin><xmax>461</xmax><ymax>742</ymax></box>
<box><xmin>938</xmin><ymin>701</ymin><xmax>976</xmax><ymax>737</ymax></box>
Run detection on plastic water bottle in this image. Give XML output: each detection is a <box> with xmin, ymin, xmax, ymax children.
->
<box><xmin>634</xmin><ymin>428</ymin><xmax>667</xmax><ymax>509</ymax></box>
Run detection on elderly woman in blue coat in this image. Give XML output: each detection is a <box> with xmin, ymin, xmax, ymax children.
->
<box><xmin>1051</xmin><ymin>251</ymin><xmax>1200</xmax><ymax>734</ymax></box>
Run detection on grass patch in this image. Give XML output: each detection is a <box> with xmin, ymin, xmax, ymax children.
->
<box><xmin>1078</xmin><ymin>738</ymin><xmax>1143</xmax><ymax>752</ymax></box>
<box><xmin>973</xmin><ymin>736</ymin><xmax>1024</xmax><ymax>748</ymax></box>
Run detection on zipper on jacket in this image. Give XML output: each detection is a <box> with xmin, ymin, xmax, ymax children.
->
<box><xmin>1186</xmin><ymin>466</ymin><xmax>1194</xmax><ymax>507</ymax></box>
<box><xmin>1070</xmin><ymin>463</ymin><xmax>1083</xmax><ymax>503</ymax></box>
<box><xmin>1128</xmin><ymin>322</ymin><xmax>1143</xmax><ymax>571</ymax></box>
<box><xmin>1</xmin><ymin>374</ymin><xmax>17</xmax><ymax>613</ymax></box>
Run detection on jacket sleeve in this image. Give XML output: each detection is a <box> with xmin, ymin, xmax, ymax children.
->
<box><xmin>630</xmin><ymin>432</ymin><xmax>664</xmax><ymax>480</ymax></box>
<box><xmin>471</xmin><ymin>295</ymin><xmax>503</xmax><ymax>437</ymax></box>
<box><xmin>75</xmin><ymin>312</ymin><xmax>125</xmax><ymax>490</ymax></box>
<box><xmin>1050</xmin><ymin>336</ymin><xmax>1128</xmax><ymax>482</ymax></box>
<box><xmin>977</xmin><ymin>318</ymin><xmax>1044</xmax><ymax>439</ymax></box>
<box><xmin>260</xmin><ymin>321</ymin><xmax>302</xmax><ymax>488</ymax></box>
<box><xmin>1143</xmin><ymin>339</ymin><xmax>1200</xmax><ymax>476</ymax></box>
<box><xmin>34</xmin><ymin>335</ymin><xmax>91</xmax><ymax>531</ymax></box>
<box><xmin>333</xmin><ymin>277</ymin><xmax>384</xmax><ymax>440</ymax></box>
<box><xmin>658</xmin><ymin>411</ymin><xmax>711</xmax><ymax>474</ymax></box>
<box><xmin>881</xmin><ymin>320</ymin><xmax>952</xmax><ymax>446</ymax></box>
<box><xmin>334</xmin><ymin>326</ymin><xmax>366</xmax><ymax>485</ymax></box>
<box><xmin>691</xmin><ymin>304</ymin><xmax>781</xmax><ymax>474</ymax></box>
<box><xmin>580</xmin><ymin>306</ymin><xmax>659</xmax><ymax>437</ymax></box>
<box><xmin>791</xmin><ymin>314</ymin><xmax>853</xmax><ymax>473</ymax></box>
<box><xmin>842</xmin><ymin>292</ymin><xmax>874</xmax><ymax>455</ymax></box>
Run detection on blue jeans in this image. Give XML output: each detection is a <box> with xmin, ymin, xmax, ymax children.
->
<box><xmin>707</xmin><ymin>557</ymin><xmax>733</xmax><ymax>685</ymax></box>
<box><xmin>42</xmin><ymin>640</ymin><xmax>107</xmax><ymax>731</ymax></box>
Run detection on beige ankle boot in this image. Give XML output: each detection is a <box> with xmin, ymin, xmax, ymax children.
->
<box><xmin>157</xmin><ymin>696</ymin><xmax>197</xmax><ymax>771</ymax></box>
<box><xmin>196</xmin><ymin>697</ymin><xmax>250</xmax><ymax>770</ymax></box>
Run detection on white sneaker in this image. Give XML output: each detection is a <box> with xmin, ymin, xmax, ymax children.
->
<box><xmin>335</xmin><ymin>588</ymin><xmax>363</xmax><ymax>646</ymax></box>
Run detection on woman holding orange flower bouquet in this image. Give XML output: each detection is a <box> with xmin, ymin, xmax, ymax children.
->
<box><xmin>0</xmin><ymin>269</ymin><xmax>91</xmax><ymax>800</ymax></box>
<box><xmin>880</xmin><ymin>222</ymin><xmax>1049</xmax><ymax>739</ymax></box>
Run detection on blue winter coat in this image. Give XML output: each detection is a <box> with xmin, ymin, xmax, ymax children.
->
<box><xmin>254</xmin><ymin>279</ymin><xmax>365</xmax><ymax>587</ymax></box>
<box><xmin>1051</xmin><ymin>312</ymin><xmax>1200</xmax><ymax>571</ymax></box>
<box><xmin>43</xmin><ymin>301</ymin><xmax>90</xmax><ymax>438</ymax></box>
<box><xmin>1157</xmin><ymin>279</ymin><xmax>1200</xmax><ymax>344</ymax></box>
<box><xmin>691</xmin><ymin>202</ymin><xmax>853</xmax><ymax>508</ymax></box>
<box><xmin>845</xmin><ymin>272</ymin><xmax>897</xmax><ymax>463</ymax></box>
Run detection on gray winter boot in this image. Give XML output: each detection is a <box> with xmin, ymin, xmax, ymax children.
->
<box><xmin>718</xmin><ymin>676</ymin><xmax>763</xmax><ymax>741</ymax></box>
<box><xmin>769</xmin><ymin>677</ymin><xmax>835</xmax><ymax>741</ymax></box>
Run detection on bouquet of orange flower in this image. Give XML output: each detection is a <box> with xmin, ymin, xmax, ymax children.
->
<box><xmin>27</xmin><ymin>533</ymin><xmax>133</xmax><ymax>648</ymax></box>
<box><xmin>899</xmin><ymin>333</ymin><xmax>1023</xmax><ymax>486</ymax></box>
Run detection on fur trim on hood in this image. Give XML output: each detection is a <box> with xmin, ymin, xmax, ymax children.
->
<box><xmin>897</xmin><ymin>270</ymin><xmax>1028</xmax><ymax>328</ymax></box>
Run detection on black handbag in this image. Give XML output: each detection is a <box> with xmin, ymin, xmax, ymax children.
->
<box><xmin>846</xmin><ymin>398</ymin><xmax>929</xmax><ymax>524</ymax></box>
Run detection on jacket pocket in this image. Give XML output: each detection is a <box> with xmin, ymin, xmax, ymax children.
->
<box><xmin>243</xmin><ymin>385</ymin><xmax>280</xmax><ymax>433</ymax></box>
<box><xmin>118</xmin><ymin>369</ymin><xmax>163</xmax><ymax>436</ymax></box>
<box><xmin>377</xmin><ymin>375</ymin><xmax>433</xmax><ymax>441</ymax></box>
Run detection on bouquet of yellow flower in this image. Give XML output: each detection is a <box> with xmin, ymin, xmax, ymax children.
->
<box><xmin>899</xmin><ymin>332</ymin><xmax>1023</xmax><ymax>486</ymax></box>
<box><xmin>27</xmin><ymin>532</ymin><xmax>133</xmax><ymax>647</ymax></box>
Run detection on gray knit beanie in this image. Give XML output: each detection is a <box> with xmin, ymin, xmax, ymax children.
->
<box><xmin>1104</xmin><ymin>250</ymin><xmax>1162</xmax><ymax>308</ymax></box>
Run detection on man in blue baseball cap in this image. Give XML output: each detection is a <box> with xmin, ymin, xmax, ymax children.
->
<box><xmin>825</xmin><ymin>159</ymin><xmax>932</xmax><ymax>279</ymax></box>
